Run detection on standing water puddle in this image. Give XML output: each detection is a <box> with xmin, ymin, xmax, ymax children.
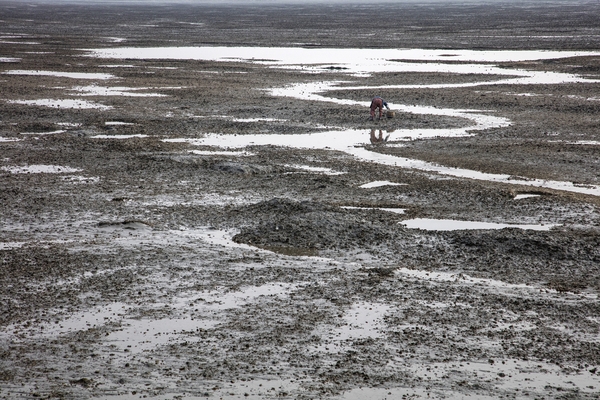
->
<box><xmin>359</xmin><ymin>180</ymin><xmax>407</xmax><ymax>189</ymax></box>
<box><xmin>400</xmin><ymin>218</ymin><xmax>557</xmax><ymax>231</ymax></box>
<box><xmin>1</xmin><ymin>164</ymin><xmax>82</xmax><ymax>174</ymax></box>
<box><xmin>190</xmin><ymin>149</ymin><xmax>254</xmax><ymax>156</ymax></box>
<box><xmin>7</xmin><ymin>99</ymin><xmax>112</xmax><ymax>110</ymax></box>
<box><xmin>312</xmin><ymin>302</ymin><xmax>389</xmax><ymax>354</ymax></box>
<box><xmin>4</xmin><ymin>281</ymin><xmax>301</xmax><ymax>354</ymax></box>
<box><xmin>69</xmin><ymin>85</ymin><xmax>169</xmax><ymax>97</ymax></box>
<box><xmin>20</xmin><ymin>130</ymin><xmax>65</xmax><ymax>136</ymax></box>
<box><xmin>402</xmin><ymin>359</ymin><xmax>600</xmax><ymax>398</ymax></box>
<box><xmin>3</xmin><ymin>70</ymin><xmax>114</xmax><ymax>79</ymax></box>
<box><xmin>284</xmin><ymin>164</ymin><xmax>344</xmax><ymax>175</ymax></box>
<box><xmin>342</xmin><ymin>206</ymin><xmax>406</xmax><ymax>214</ymax></box>
<box><xmin>514</xmin><ymin>193</ymin><xmax>541</xmax><ymax>200</ymax></box>
<box><xmin>91</xmin><ymin>134</ymin><xmax>148</xmax><ymax>139</ymax></box>
<box><xmin>85</xmin><ymin>47</ymin><xmax>600</xmax><ymax>69</ymax></box>
<box><xmin>1</xmin><ymin>301</ymin><xmax>217</xmax><ymax>353</ymax></box>
<box><xmin>174</xmin><ymin>282</ymin><xmax>301</xmax><ymax>312</ymax></box>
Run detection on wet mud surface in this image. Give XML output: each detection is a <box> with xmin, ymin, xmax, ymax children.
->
<box><xmin>2</xmin><ymin>2</ymin><xmax>600</xmax><ymax>399</ymax></box>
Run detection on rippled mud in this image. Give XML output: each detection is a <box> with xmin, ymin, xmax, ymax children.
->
<box><xmin>1</xmin><ymin>2</ymin><xmax>600</xmax><ymax>399</ymax></box>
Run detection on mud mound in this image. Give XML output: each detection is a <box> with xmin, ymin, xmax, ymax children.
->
<box><xmin>233</xmin><ymin>198</ymin><xmax>402</xmax><ymax>251</ymax></box>
<box><xmin>440</xmin><ymin>229</ymin><xmax>600</xmax><ymax>288</ymax></box>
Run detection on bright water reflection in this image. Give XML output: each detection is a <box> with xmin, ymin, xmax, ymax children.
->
<box><xmin>90</xmin><ymin>46</ymin><xmax>600</xmax><ymax>196</ymax></box>
<box><xmin>3</xmin><ymin>70</ymin><xmax>114</xmax><ymax>79</ymax></box>
<box><xmin>400</xmin><ymin>218</ymin><xmax>558</xmax><ymax>231</ymax></box>
<box><xmin>1</xmin><ymin>164</ymin><xmax>82</xmax><ymax>174</ymax></box>
<box><xmin>85</xmin><ymin>46</ymin><xmax>600</xmax><ymax>71</ymax></box>
<box><xmin>359</xmin><ymin>181</ymin><xmax>407</xmax><ymax>189</ymax></box>
<box><xmin>169</xmin><ymin>127</ymin><xmax>600</xmax><ymax>196</ymax></box>
<box><xmin>8</xmin><ymin>99</ymin><xmax>112</xmax><ymax>110</ymax></box>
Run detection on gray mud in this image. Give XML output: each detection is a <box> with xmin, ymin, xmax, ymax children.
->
<box><xmin>1</xmin><ymin>2</ymin><xmax>600</xmax><ymax>399</ymax></box>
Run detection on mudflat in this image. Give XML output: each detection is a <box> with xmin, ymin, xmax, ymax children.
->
<box><xmin>1</xmin><ymin>2</ymin><xmax>600</xmax><ymax>399</ymax></box>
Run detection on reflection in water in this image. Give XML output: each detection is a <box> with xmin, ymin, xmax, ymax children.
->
<box><xmin>369</xmin><ymin>128</ymin><xmax>393</xmax><ymax>145</ymax></box>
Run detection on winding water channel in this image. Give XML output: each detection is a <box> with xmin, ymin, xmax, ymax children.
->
<box><xmin>89</xmin><ymin>46</ymin><xmax>600</xmax><ymax>196</ymax></box>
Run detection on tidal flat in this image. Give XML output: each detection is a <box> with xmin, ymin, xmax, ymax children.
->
<box><xmin>1</xmin><ymin>1</ymin><xmax>600</xmax><ymax>399</ymax></box>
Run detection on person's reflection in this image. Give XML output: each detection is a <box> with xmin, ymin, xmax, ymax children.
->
<box><xmin>370</xmin><ymin>128</ymin><xmax>393</xmax><ymax>144</ymax></box>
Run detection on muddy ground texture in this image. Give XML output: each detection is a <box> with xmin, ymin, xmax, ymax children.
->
<box><xmin>2</xmin><ymin>2</ymin><xmax>600</xmax><ymax>399</ymax></box>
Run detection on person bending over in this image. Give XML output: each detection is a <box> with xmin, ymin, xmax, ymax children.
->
<box><xmin>369</xmin><ymin>96</ymin><xmax>390</xmax><ymax>120</ymax></box>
